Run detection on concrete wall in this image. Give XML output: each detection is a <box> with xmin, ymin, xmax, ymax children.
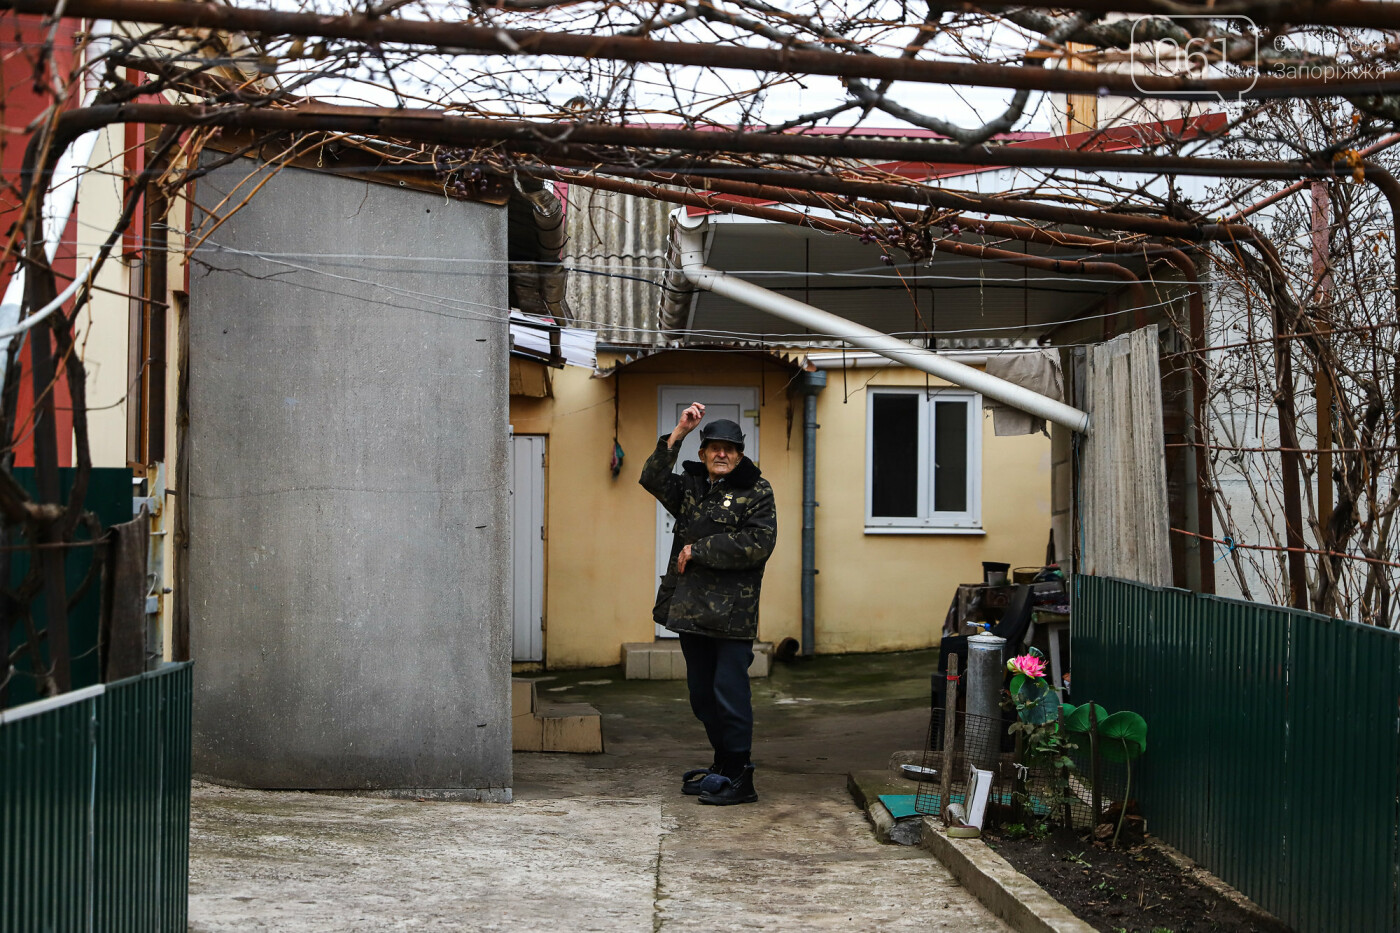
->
<box><xmin>188</xmin><ymin>163</ymin><xmax>511</xmax><ymax>797</ymax></box>
<box><xmin>510</xmin><ymin>352</ymin><xmax>1051</xmax><ymax>669</ymax></box>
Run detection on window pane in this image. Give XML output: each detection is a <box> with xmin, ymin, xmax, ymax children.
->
<box><xmin>871</xmin><ymin>394</ymin><xmax>919</xmax><ymax>517</ymax></box>
<box><xmin>933</xmin><ymin>400</ymin><xmax>968</xmax><ymax>513</ymax></box>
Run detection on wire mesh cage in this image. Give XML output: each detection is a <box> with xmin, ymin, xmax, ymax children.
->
<box><xmin>917</xmin><ymin>706</ymin><xmax>1128</xmax><ymax>832</ymax></box>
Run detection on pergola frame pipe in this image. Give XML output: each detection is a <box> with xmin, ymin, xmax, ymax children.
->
<box><xmin>10</xmin><ymin>0</ymin><xmax>1400</xmax><ymax>100</ymax></box>
<box><xmin>27</xmin><ymin>103</ymin><xmax>1378</xmax><ymax>192</ymax></box>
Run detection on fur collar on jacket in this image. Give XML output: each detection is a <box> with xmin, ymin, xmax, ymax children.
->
<box><xmin>681</xmin><ymin>456</ymin><xmax>762</xmax><ymax>489</ymax></box>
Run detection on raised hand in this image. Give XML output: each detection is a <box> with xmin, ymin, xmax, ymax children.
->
<box><xmin>668</xmin><ymin>402</ymin><xmax>705</xmax><ymax>449</ymax></box>
<box><xmin>678</xmin><ymin>402</ymin><xmax>705</xmax><ymax>432</ymax></box>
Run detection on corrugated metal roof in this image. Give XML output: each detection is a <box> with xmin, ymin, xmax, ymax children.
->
<box><xmin>563</xmin><ymin>186</ymin><xmax>670</xmax><ymax>345</ymax></box>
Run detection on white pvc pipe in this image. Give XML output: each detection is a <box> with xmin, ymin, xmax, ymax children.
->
<box><xmin>0</xmin><ymin>258</ymin><xmax>95</xmax><ymax>340</ymax></box>
<box><xmin>671</xmin><ymin>212</ymin><xmax>1091</xmax><ymax>434</ymax></box>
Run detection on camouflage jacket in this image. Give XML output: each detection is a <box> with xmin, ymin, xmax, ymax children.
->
<box><xmin>639</xmin><ymin>436</ymin><xmax>777</xmax><ymax>640</ymax></box>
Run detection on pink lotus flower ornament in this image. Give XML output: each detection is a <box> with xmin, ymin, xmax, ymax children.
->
<box><xmin>1008</xmin><ymin>654</ymin><xmax>1047</xmax><ymax>679</ymax></box>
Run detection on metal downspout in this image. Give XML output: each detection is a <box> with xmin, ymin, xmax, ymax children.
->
<box><xmin>670</xmin><ymin>211</ymin><xmax>1092</xmax><ymax>434</ymax></box>
<box><xmin>795</xmin><ymin>370</ymin><xmax>826</xmax><ymax>657</ymax></box>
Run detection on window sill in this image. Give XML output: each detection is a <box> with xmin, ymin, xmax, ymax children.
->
<box><xmin>863</xmin><ymin>526</ymin><xmax>986</xmax><ymax>536</ymax></box>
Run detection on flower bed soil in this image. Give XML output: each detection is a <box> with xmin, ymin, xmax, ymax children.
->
<box><xmin>984</xmin><ymin>827</ymin><xmax>1296</xmax><ymax>933</ymax></box>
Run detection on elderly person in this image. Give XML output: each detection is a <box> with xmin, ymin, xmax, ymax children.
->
<box><xmin>640</xmin><ymin>402</ymin><xmax>777</xmax><ymax>806</ymax></box>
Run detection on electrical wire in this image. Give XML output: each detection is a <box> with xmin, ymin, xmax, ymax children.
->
<box><xmin>56</xmin><ymin>226</ymin><xmax>1213</xmax><ymax>285</ymax></box>
<box><xmin>185</xmin><ymin>242</ymin><xmax>1188</xmax><ymax>343</ymax></box>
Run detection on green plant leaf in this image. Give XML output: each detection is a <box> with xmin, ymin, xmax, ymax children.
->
<box><xmin>1018</xmin><ymin>678</ymin><xmax>1060</xmax><ymax>724</ymax></box>
<box><xmin>1009</xmin><ymin>673</ymin><xmax>1026</xmax><ymax>697</ymax></box>
<box><xmin>1098</xmin><ymin>711</ymin><xmax>1147</xmax><ymax>760</ymax></box>
<box><xmin>1062</xmin><ymin>702</ymin><xmax>1109</xmax><ymax>733</ymax></box>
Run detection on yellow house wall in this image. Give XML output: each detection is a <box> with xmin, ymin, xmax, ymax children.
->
<box><xmin>810</xmin><ymin>368</ymin><xmax>1051</xmax><ymax>654</ymax></box>
<box><xmin>512</xmin><ymin>353</ymin><xmax>1052</xmax><ymax>669</ymax></box>
<box><xmin>74</xmin><ymin>122</ymin><xmax>130</xmax><ymax>470</ymax></box>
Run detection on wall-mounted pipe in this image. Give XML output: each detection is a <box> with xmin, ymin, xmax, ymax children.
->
<box><xmin>671</xmin><ymin>212</ymin><xmax>1092</xmax><ymax>435</ymax></box>
<box><xmin>793</xmin><ymin>370</ymin><xmax>826</xmax><ymax>657</ymax></box>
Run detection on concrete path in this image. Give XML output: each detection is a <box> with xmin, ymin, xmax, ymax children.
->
<box><xmin>189</xmin><ymin>650</ymin><xmax>1012</xmax><ymax>932</ymax></box>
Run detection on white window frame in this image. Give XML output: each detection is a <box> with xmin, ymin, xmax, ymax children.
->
<box><xmin>864</xmin><ymin>387</ymin><xmax>983</xmax><ymax>534</ymax></box>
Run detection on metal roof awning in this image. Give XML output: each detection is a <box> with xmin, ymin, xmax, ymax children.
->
<box><xmin>593</xmin><ymin>342</ymin><xmax>806</xmax><ymax>378</ymax></box>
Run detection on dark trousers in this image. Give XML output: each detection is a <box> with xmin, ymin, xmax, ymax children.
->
<box><xmin>679</xmin><ymin>632</ymin><xmax>754</xmax><ymax>772</ymax></box>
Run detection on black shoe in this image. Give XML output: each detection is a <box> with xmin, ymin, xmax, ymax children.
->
<box><xmin>698</xmin><ymin>765</ymin><xmax>758</xmax><ymax>806</ymax></box>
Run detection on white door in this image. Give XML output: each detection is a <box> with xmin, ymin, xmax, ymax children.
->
<box><xmin>511</xmin><ymin>434</ymin><xmax>546</xmax><ymax>662</ymax></box>
<box><xmin>654</xmin><ymin>387</ymin><xmax>760</xmax><ymax>637</ymax></box>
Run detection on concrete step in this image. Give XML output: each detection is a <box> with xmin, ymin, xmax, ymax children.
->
<box><xmin>621</xmin><ymin>640</ymin><xmax>773</xmax><ymax>680</ymax></box>
<box><xmin>511</xmin><ymin>679</ymin><xmax>604</xmax><ymax>753</ymax></box>
<box><xmin>512</xmin><ymin>678</ymin><xmax>537</xmax><ymax>717</ymax></box>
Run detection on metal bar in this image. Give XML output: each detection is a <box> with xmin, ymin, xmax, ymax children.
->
<box><xmin>0</xmin><ymin>683</ymin><xmax>106</xmax><ymax>724</ymax></box>
<box><xmin>939</xmin><ymin>655</ymin><xmax>958</xmax><ymax>826</ymax></box>
<box><xmin>7</xmin><ymin>0</ymin><xmax>1400</xmax><ymax>99</ymax></box>
<box><xmin>796</xmin><ymin>371</ymin><xmax>825</xmax><ymax>657</ymax></box>
<box><xmin>29</xmin><ymin>104</ymin><xmax>1378</xmax><ymax>186</ymax></box>
<box><xmin>541</xmin><ymin>164</ymin><xmax>1259</xmax><ymax>238</ymax></box>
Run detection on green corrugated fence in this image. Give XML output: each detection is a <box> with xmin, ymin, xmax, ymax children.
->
<box><xmin>1073</xmin><ymin>576</ymin><xmax>1400</xmax><ymax>933</ymax></box>
<box><xmin>0</xmin><ymin>662</ymin><xmax>191</xmax><ymax>933</ymax></box>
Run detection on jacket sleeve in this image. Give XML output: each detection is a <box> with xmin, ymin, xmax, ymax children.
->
<box><xmin>639</xmin><ymin>435</ymin><xmax>685</xmax><ymax>517</ymax></box>
<box><xmin>689</xmin><ymin>483</ymin><xmax>776</xmax><ymax>570</ymax></box>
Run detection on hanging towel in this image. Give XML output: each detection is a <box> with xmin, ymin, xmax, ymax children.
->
<box><xmin>983</xmin><ymin>349</ymin><xmax>1064</xmax><ymax>436</ymax></box>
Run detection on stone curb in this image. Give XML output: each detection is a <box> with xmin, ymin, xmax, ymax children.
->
<box><xmin>919</xmin><ymin>817</ymin><xmax>1096</xmax><ymax>933</ymax></box>
<box><xmin>868</xmin><ymin>801</ymin><xmax>896</xmax><ymax>843</ymax></box>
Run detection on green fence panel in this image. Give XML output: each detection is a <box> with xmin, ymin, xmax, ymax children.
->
<box><xmin>1073</xmin><ymin>576</ymin><xmax>1400</xmax><ymax>933</ymax></box>
<box><xmin>0</xmin><ymin>662</ymin><xmax>191</xmax><ymax>932</ymax></box>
